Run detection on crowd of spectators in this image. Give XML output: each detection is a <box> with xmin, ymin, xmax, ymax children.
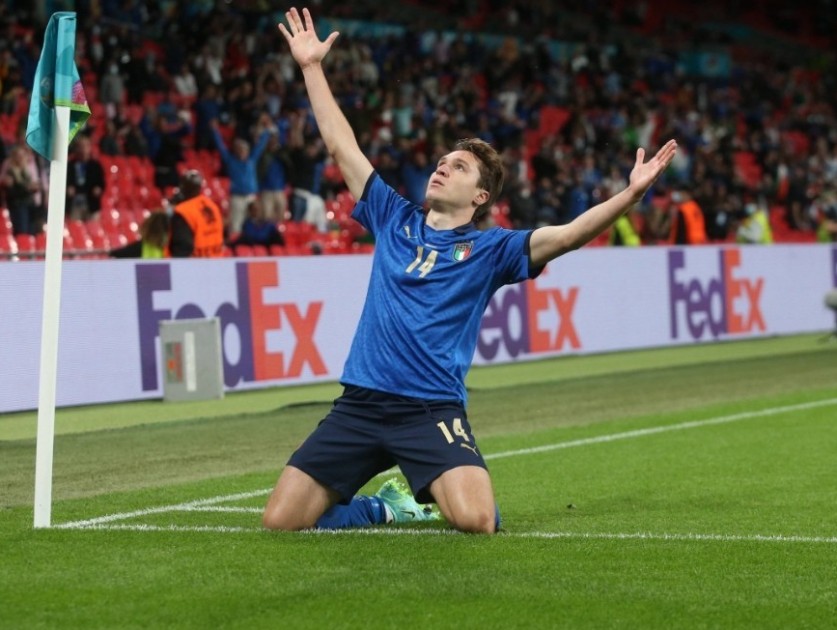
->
<box><xmin>0</xmin><ymin>0</ymin><xmax>835</xmax><ymax>254</ymax></box>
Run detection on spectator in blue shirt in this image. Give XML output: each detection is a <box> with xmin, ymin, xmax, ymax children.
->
<box><xmin>193</xmin><ymin>83</ymin><xmax>224</xmax><ymax>150</ymax></box>
<box><xmin>212</xmin><ymin>120</ymin><xmax>270</xmax><ymax>234</ymax></box>
<box><xmin>257</xmin><ymin>125</ymin><xmax>293</xmax><ymax>223</ymax></box>
<box><xmin>401</xmin><ymin>148</ymin><xmax>435</xmax><ymax>206</ymax></box>
<box><xmin>232</xmin><ymin>198</ymin><xmax>285</xmax><ymax>248</ymax></box>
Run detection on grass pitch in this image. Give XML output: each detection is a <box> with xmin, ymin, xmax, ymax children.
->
<box><xmin>1</xmin><ymin>334</ymin><xmax>836</xmax><ymax>629</ymax></box>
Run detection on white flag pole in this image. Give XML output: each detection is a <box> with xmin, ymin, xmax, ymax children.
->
<box><xmin>33</xmin><ymin>104</ymin><xmax>71</xmax><ymax>529</ymax></box>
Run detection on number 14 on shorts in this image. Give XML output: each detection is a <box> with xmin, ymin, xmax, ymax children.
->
<box><xmin>437</xmin><ymin>417</ymin><xmax>470</xmax><ymax>443</ymax></box>
<box><xmin>436</xmin><ymin>418</ymin><xmax>480</xmax><ymax>456</ymax></box>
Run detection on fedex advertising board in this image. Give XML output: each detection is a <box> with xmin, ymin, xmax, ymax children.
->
<box><xmin>833</xmin><ymin>246</ymin><xmax>837</xmax><ymax>287</ymax></box>
<box><xmin>136</xmin><ymin>261</ymin><xmax>333</xmax><ymax>391</ymax></box>
<box><xmin>1</xmin><ymin>245</ymin><xmax>834</xmax><ymax>412</ymax></box>
<box><xmin>668</xmin><ymin>248</ymin><xmax>766</xmax><ymax>341</ymax></box>
<box><xmin>0</xmin><ymin>256</ymin><xmax>369</xmax><ymax>412</ymax></box>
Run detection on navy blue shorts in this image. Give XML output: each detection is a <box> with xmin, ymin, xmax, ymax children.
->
<box><xmin>287</xmin><ymin>385</ymin><xmax>488</xmax><ymax>504</ymax></box>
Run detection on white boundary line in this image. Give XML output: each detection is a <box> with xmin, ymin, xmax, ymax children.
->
<box><xmin>54</xmin><ymin>489</ymin><xmax>271</xmax><ymax>529</ymax></box>
<box><xmin>55</xmin><ymin>397</ymin><xmax>837</xmax><ymax>535</ymax></box>
<box><xmin>483</xmin><ymin>397</ymin><xmax>837</xmax><ymax>461</ymax></box>
<box><xmin>67</xmin><ymin>524</ymin><xmax>837</xmax><ymax>545</ymax></box>
<box><xmin>180</xmin><ymin>506</ymin><xmax>263</xmax><ymax>514</ymax></box>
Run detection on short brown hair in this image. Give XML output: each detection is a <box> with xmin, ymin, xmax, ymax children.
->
<box><xmin>453</xmin><ymin>138</ymin><xmax>504</xmax><ymax>222</ymax></box>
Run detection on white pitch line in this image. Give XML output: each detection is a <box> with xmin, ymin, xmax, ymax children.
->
<box><xmin>308</xmin><ymin>528</ymin><xmax>837</xmax><ymax>545</ymax></box>
<box><xmin>71</xmin><ymin>523</ymin><xmax>259</xmax><ymax>534</ymax></box>
<box><xmin>483</xmin><ymin>397</ymin><xmax>837</xmax><ymax>461</ymax></box>
<box><xmin>179</xmin><ymin>506</ymin><xmax>263</xmax><ymax>514</ymax></box>
<box><xmin>54</xmin><ymin>488</ymin><xmax>271</xmax><ymax>529</ymax></box>
<box><xmin>59</xmin><ymin>523</ymin><xmax>837</xmax><ymax>545</ymax></box>
<box><xmin>54</xmin><ymin>397</ymin><xmax>837</xmax><ymax>530</ymax></box>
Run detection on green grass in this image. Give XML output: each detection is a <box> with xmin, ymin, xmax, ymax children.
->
<box><xmin>1</xmin><ymin>334</ymin><xmax>836</xmax><ymax>629</ymax></box>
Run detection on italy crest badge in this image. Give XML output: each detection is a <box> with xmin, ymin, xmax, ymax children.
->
<box><xmin>452</xmin><ymin>241</ymin><xmax>473</xmax><ymax>262</ymax></box>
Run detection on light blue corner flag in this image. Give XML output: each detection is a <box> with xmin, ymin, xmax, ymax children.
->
<box><xmin>25</xmin><ymin>12</ymin><xmax>91</xmax><ymax>160</ymax></box>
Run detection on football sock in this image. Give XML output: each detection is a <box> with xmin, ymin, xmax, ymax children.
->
<box><xmin>315</xmin><ymin>497</ymin><xmax>501</xmax><ymax>530</ymax></box>
<box><xmin>315</xmin><ymin>495</ymin><xmax>388</xmax><ymax>529</ymax></box>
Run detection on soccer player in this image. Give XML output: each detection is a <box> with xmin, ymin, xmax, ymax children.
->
<box><xmin>262</xmin><ymin>7</ymin><xmax>678</xmax><ymax>534</ymax></box>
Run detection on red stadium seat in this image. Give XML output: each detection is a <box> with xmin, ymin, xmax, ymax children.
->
<box><xmin>234</xmin><ymin>244</ymin><xmax>254</xmax><ymax>257</ymax></box>
<box><xmin>335</xmin><ymin>190</ymin><xmax>355</xmax><ymax>215</ymax></box>
<box><xmin>283</xmin><ymin>244</ymin><xmax>309</xmax><ymax>256</ymax></box>
<box><xmin>66</xmin><ymin>219</ymin><xmax>90</xmax><ymax>244</ymax></box>
<box><xmin>108</xmin><ymin>232</ymin><xmax>130</xmax><ymax>249</ymax></box>
<box><xmin>0</xmin><ymin>208</ymin><xmax>12</xmax><ymax>235</ymax></box>
<box><xmin>733</xmin><ymin>152</ymin><xmax>762</xmax><ymax>189</ymax></box>
<box><xmin>89</xmin><ymin>232</ymin><xmax>111</xmax><ymax>254</ymax></box>
<box><xmin>280</xmin><ymin>221</ymin><xmax>315</xmax><ymax>248</ymax></box>
<box><xmin>324</xmin><ymin>238</ymin><xmax>348</xmax><ymax>255</ymax></box>
<box><xmin>118</xmin><ymin>214</ymin><xmax>140</xmax><ymax>241</ymax></box>
<box><xmin>490</xmin><ymin>201</ymin><xmax>512</xmax><ymax>229</ymax></box>
<box><xmin>351</xmin><ymin>243</ymin><xmax>375</xmax><ymax>255</ymax></box>
<box><xmin>321</xmin><ymin>162</ymin><xmax>344</xmax><ymax>185</ymax></box>
<box><xmin>15</xmin><ymin>234</ymin><xmax>36</xmax><ymax>259</ymax></box>
<box><xmin>63</xmin><ymin>230</ymin><xmax>76</xmax><ymax>254</ymax></box>
<box><xmin>0</xmin><ymin>233</ymin><xmax>18</xmax><ymax>257</ymax></box>
<box><xmin>100</xmin><ymin>206</ymin><xmax>121</xmax><ymax>228</ymax></box>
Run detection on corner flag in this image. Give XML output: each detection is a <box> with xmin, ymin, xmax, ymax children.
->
<box><xmin>29</xmin><ymin>12</ymin><xmax>90</xmax><ymax>529</ymax></box>
<box><xmin>25</xmin><ymin>12</ymin><xmax>90</xmax><ymax>160</ymax></box>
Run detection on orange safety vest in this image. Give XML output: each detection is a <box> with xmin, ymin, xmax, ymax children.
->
<box><xmin>172</xmin><ymin>194</ymin><xmax>224</xmax><ymax>258</ymax></box>
<box><xmin>670</xmin><ymin>199</ymin><xmax>707</xmax><ymax>245</ymax></box>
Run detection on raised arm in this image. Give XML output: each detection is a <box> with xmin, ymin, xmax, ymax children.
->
<box><xmin>210</xmin><ymin>121</ymin><xmax>231</xmax><ymax>163</ymax></box>
<box><xmin>529</xmin><ymin>140</ymin><xmax>678</xmax><ymax>267</ymax></box>
<box><xmin>278</xmin><ymin>7</ymin><xmax>373</xmax><ymax>200</ymax></box>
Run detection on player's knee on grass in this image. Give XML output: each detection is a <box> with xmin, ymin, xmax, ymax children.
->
<box><xmin>262</xmin><ymin>466</ymin><xmax>336</xmax><ymax>531</ymax></box>
<box><xmin>450</xmin><ymin>508</ymin><xmax>497</xmax><ymax>534</ymax></box>
<box><xmin>262</xmin><ymin>508</ymin><xmax>312</xmax><ymax>531</ymax></box>
<box><xmin>440</xmin><ymin>497</ymin><xmax>498</xmax><ymax>532</ymax></box>
<box><xmin>263</xmin><ymin>489</ymin><xmax>339</xmax><ymax>530</ymax></box>
<box><xmin>430</xmin><ymin>466</ymin><xmax>498</xmax><ymax>534</ymax></box>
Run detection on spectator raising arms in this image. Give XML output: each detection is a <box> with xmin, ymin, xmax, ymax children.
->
<box><xmin>211</xmin><ymin>119</ymin><xmax>270</xmax><ymax>235</ymax></box>
<box><xmin>286</xmin><ymin>111</ymin><xmax>328</xmax><ymax>232</ymax></box>
<box><xmin>256</xmin><ymin>113</ymin><xmax>293</xmax><ymax>223</ymax></box>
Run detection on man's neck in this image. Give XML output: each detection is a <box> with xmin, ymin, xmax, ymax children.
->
<box><xmin>426</xmin><ymin>206</ymin><xmax>474</xmax><ymax>231</ymax></box>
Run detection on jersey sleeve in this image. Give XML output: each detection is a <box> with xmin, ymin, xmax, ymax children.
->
<box><xmin>491</xmin><ymin>228</ymin><xmax>543</xmax><ymax>286</ymax></box>
<box><xmin>352</xmin><ymin>172</ymin><xmax>417</xmax><ymax>236</ymax></box>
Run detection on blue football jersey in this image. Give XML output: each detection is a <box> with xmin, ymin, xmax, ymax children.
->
<box><xmin>341</xmin><ymin>173</ymin><xmax>540</xmax><ymax>403</ymax></box>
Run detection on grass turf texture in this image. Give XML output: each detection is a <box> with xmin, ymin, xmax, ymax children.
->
<box><xmin>1</xmin><ymin>334</ymin><xmax>836</xmax><ymax>628</ymax></box>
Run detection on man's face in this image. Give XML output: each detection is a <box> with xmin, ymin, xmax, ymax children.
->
<box><xmin>78</xmin><ymin>137</ymin><xmax>92</xmax><ymax>159</ymax></box>
<box><xmin>233</xmin><ymin>140</ymin><xmax>249</xmax><ymax>159</ymax></box>
<box><xmin>425</xmin><ymin>150</ymin><xmax>486</xmax><ymax>210</ymax></box>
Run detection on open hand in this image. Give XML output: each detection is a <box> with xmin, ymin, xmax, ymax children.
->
<box><xmin>628</xmin><ymin>139</ymin><xmax>678</xmax><ymax>202</ymax></box>
<box><xmin>278</xmin><ymin>7</ymin><xmax>339</xmax><ymax>69</ymax></box>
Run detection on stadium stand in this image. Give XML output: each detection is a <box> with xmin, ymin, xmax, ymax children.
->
<box><xmin>0</xmin><ymin>1</ymin><xmax>833</xmax><ymax>260</ymax></box>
